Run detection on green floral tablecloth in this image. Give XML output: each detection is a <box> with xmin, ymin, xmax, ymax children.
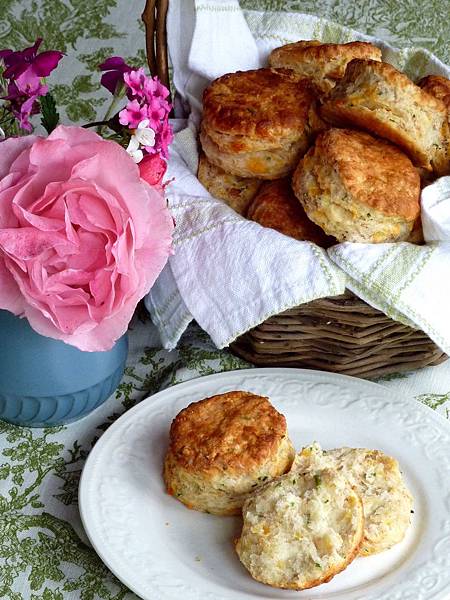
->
<box><xmin>1</xmin><ymin>2</ymin><xmax>450</xmax><ymax>599</ymax></box>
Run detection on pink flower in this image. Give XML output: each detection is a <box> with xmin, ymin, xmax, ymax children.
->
<box><xmin>138</xmin><ymin>154</ymin><xmax>167</xmax><ymax>191</ymax></box>
<box><xmin>143</xmin><ymin>77</ymin><xmax>171</xmax><ymax>112</ymax></box>
<box><xmin>0</xmin><ymin>126</ymin><xmax>174</xmax><ymax>351</ymax></box>
<box><xmin>119</xmin><ymin>99</ymin><xmax>148</xmax><ymax>128</ymax></box>
<box><xmin>146</xmin><ymin>97</ymin><xmax>167</xmax><ymax>130</ymax></box>
<box><xmin>154</xmin><ymin>120</ymin><xmax>174</xmax><ymax>159</ymax></box>
<box><xmin>124</xmin><ymin>68</ymin><xmax>147</xmax><ymax>97</ymax></box>
<box><xmin>144</xmin><ymin>76</ymin><xmax>170</xmax><ymax>101</ymax></box>
<box><xmin>119</xmin><ymin>68</ymin><xmax>172</xmax><ymax>159</ymax></box>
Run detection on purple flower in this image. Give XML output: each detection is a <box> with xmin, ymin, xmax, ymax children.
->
<box><xmin>0</xmin><ymin>49</ymin><xmax>13</xmax><ymax>61</ymax></box>
<box><xmin>0</xmin><ymin>38</ymin><xmax>63</xmax><ymax>94</ymax></box>
<box><xmin>119</xmin><ymin>99</ymin><xmax>149</xmax><ymax>128</ymax></box>
<box><xmin>4</xmin><ymin>78</ymin><xmax>47</xmax><ymax>101</ymax></box>
<box><xmin>3</xmin><ymin>82</ymin><xmax>40</xmax><ymax>131</ymax></box>
<box><xmin>99</xmin><ymin>56</ymin><xmax>132</xmax><ymax>95</ymax></box>
<box><xmin>0</xmin><ymin>38</ymin><xmax>63</xmax><ymax>131</ymax></box>
<box><xmin>16</xmin><ymin>95</ymin><xmax>38</xmax><ymax>131</ymax></box>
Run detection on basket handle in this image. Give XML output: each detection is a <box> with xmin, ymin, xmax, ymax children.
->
<box><xmin>142</xmin><ymin>0</ymin><xmax>171</xmax><ymax>93</ymax></box>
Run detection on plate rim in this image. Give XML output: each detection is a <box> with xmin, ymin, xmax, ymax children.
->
<box><xmin>78</xmin><ymin>367</ymin><xmax>450</xmax><ymax>600</ymax></box>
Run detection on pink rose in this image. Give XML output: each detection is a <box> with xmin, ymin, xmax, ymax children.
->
<box><xmin>0</xmin><ymin>125</ymin><xmax>174</xmax><ymax>351</ymax></box>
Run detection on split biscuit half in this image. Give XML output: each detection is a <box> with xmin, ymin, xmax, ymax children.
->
<box><xmin>236</xmin><ymin>466</ymin><xmax>364</xmax><ymax>589</ymax></box>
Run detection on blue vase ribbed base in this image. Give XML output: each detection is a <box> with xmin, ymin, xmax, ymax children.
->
<box><xmin>0</xmin><ymin>362</ymin><xmax>125</xmax><ymax>427</ymax></box>
<box><xmin>0</xmin><ymin>310</ymin><xmax>128</xmax><ymax>427</ymax></box>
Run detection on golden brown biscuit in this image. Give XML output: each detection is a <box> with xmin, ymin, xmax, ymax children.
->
<box><xmin>201</xmin><ymin>69</ymin><xmax>320</xmax><ymax>179</ymax></box>
<box><xmin>417</xmin><ymin>75</ymin><xmax>450</xmax><ymax>176</ymax></box>
<box><xmin>292</xmin><ymin>128</ymin><xmax>420</xmax><ymax>243</ymax></box>
<box><xmin>269</xmin><ymin>40</ymin><xmax>382</xmax><ymax>94</ymax></box>
<box><xmin>236</xmin><ymin>467</ymin><xmax>364</xmax><ymax>590</ymax></box>
<box><xmin>247</xmin><ymin>178</ymin><xmax>335</xmax><ymax>246</ymax></box>
<box><xmin>320</xmin><ymin>59</ymin><xmax>448</xmax><ymax>172</ymax></box>
<box><xmin>163</xmin><ymin>391</ymin><xmax>295</xmax><ymax>515</ymax></box>
<box><xmin>418</xmin><ymin>75</ymin><xmax>450</xmax><ymax>110</ymax></box>
<box><xmin>197</xmin><ymin>153</ymin><xmax>261</xmax><ymax>214</ymax></box>
<box><xmin>200</xmin><ymin>126</ymin><xmax>307</xmax><ymax>180</ymax></box>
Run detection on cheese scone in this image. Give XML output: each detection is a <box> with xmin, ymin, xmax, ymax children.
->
<box><xmin>293</xmin><ymin>443</ymin><xmax>414</xmax><ymax>556</ymax></box>
<box><xmin>292</xmin><ymin>128</ymin><xmax>420</xmax><ymax>243</ymax></box>
<box><xmin>236</xmin><ymin>468</ymin><xmax>364</xmax><ymax>590</ymax></box>
<box><xmin>247</xmin><ymin>178</ymin><xmax>335</xmax><ymax>246</ymax></box>
<box><xmin>201</xmin><ymin>68</ymin><xmax>320</xmax><ymax>179</ymax></box>
<box><xmin>197</xmin><ymin>153</ymin><xmax>261</xmax><ymax>215</ymax></box>
<box><xmin>418</xmin><ymin>75</ymin><xmax>450</xmax><ymax>110</ymax></box>
<box><xmin>269</xmin><ymin>40</ymin><xmax>382</xmax><ymax>94</ymax></box>
<box><xmin>164</xmin><ymin>391</ymin><xmax>295</xmax><ymax>515</ymax></box>
<box><xmin>321</xmin><ymin>59</ymin><xmax>448</xmax><ymax>172</ymax></box>
<box><xmin>417</xmin><ymin>75</ymin><xmax>450</xmax><ymax>176</ymax></box>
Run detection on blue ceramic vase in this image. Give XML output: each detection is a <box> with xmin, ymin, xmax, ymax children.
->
<box><xmin>0</xmin><ymin>310</ymin><xmax>128</xmax><ymax>427</ymax></box>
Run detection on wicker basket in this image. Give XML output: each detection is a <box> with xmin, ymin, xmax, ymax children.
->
<box><xmin>142</xmin><ymin>0</ymin><xmax>447</xmax><ymax>378</ymax></box>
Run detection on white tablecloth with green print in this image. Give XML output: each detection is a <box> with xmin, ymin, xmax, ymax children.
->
<box><xmin>1</xmin><ymin>2</ymin><xmax>449</xmax><ymax>599</ymax></box>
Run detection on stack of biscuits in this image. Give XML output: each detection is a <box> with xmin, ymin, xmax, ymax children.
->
<box><xmin>197</xmin><ymin>41</ymin><xmax>450</xmax><ymax>245</ymax></box>
<box><xmin>164</xmin><ymin>392</ymin><xmax>413</xmax><ymax>591</ymax></box>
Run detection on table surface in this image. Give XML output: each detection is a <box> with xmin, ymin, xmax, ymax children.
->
<box><xmin>1</xmin><ymin>1</ymin><xmax>449</xmax><ymax>599</ymax></box>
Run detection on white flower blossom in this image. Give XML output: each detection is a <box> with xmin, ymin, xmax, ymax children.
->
<box><xmin>0</xmin><ymin>127</ymin><xmax>5</xmax><ymax>140</ymax></box>
<box><xmin>134</xmin><ymin>119</ymin><xmax>156</xmax><ymax>148</ymax></box>
<box><xmin>126</xmin><ymin>136</ymin><xmax>144</xmax><ymax>163</ymax></box>
<box><xmin>126</xmin><ymin>119</ymin><xmax>156</xmax><ymax>163</ymax></box>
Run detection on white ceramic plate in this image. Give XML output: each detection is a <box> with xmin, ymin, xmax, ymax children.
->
<box><xmin>79</xmin><ymin>368</ymin><xmax>450</xmax><ymax>600</ymax></box>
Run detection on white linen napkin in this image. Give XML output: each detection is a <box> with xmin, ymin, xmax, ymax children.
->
<box><xmin>422</xmin><ymin>176</ymin><xmax>450</xmax><ymax>242</ymax></box>
<box><xmin>146</xmin><ymin>119</ymin><xmax>345</xmax><ymax>350</ymax></box>
<box><xmin>146</xmin><ymin>0</ymin><xmax>450</xmax><ymax>355</ymax></box>
<box><xmin>328</xmin><ymin>177</ymin><xmax>450</xmax><ymax>355</ymax></box>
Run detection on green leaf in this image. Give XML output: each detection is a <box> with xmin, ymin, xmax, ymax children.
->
<box><xmin>79</xmin><ymin>47</ymin><xmax>115</xmax><ymax>70</ymax></box>
<box><xmin>32</xmin><ymin>588</ymin><xmax>64</xmax><ymax>600</ymax></box>
<box><xmin>66</xmin><ymin>100</ymin><xmax>96</xmax><ymax>123</ymax></box>
<box><xmin>0</xmin><ymin>464</ymin><xmax>10</xmax><ymax>480</ymax></box>
<box><xmin>29</xmin><ymin>568</ymin><xmax>45</xmax><ymax>591</ymax></box>
<box><xmin>73</xmin><ymin>74</ymin><xmax>98</xmax><ymax>94</ymax></box>
<box><xmin>40</xmin><ymin>93</ymin><xmax>60</xmax><ymax>134</ymax></box>
<box><xmin>0</xmin><ymin>495</ymin><xmax>9</xmax><ymax>513</ymax></box>
<box><xmin>12</xmin><ymin>472</ymin><xmax>24</xmax><ymax>486</ymax></box>
<box><xmin>417</xmin><ymin>392</ymin><xmax>450</xmax><ymax>410</ymax></box>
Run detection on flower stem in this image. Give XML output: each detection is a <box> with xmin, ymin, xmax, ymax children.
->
<box><xmin>102</xmin><ymin>96</ymin><xmax>119</xmax><ymax>123</ymax></box>
<box><xmin>98</xmin><ymin>81</ymin><xmax>126</xmax><ymax>134</ymax></box>
<box><xmin>82</xmin><ymin>120</ymin><xmax>110</xmax><ymax>129</ymax></box>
